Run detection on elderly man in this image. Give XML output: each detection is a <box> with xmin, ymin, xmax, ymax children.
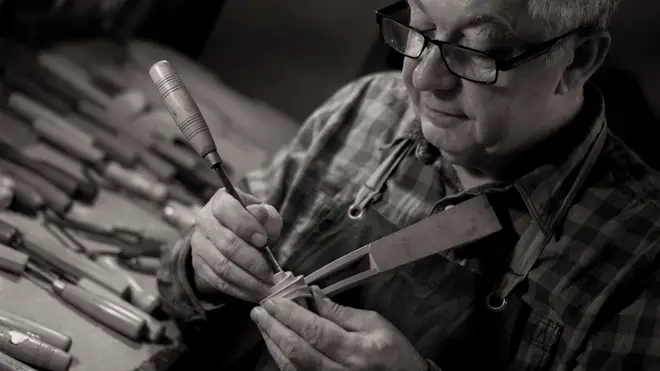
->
<box><xmin>157</xmin><ymin>0</ymin><xmax>660</xmax><ymax>370</ymax></box>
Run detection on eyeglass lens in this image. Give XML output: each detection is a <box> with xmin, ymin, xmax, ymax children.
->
<box><xmin>380</xmin><ymin>17</ymin><xmax>498</xmax><ymax>83</ymax></box>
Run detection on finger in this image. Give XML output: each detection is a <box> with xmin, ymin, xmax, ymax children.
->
<box><xmin>193</xmin><ymin>260</ymin><xmax>260</xmax><ymax>302</ymax></box>
<box><xmin>213</xmin><ymin>186</ymin><xmax>263</xmax><ymax>206</ymax></box>
<box><xmin>195</xmin><ymin>207</ymin><xmax>274</xmax><ymax>283</ymax></box>
<box><xmin>245</xmin><ymin>203</ymin><xmax>283</xmax><ymax>245</ymax></box>
<box><xmin>261</xmin><ymin>298</ymin><xmax>355</xmax><ymax>359</ymax></box>
<box><xmin>311</xmin><ymin>286</ymin><xmax>379</xmax><ymax>331</ymax></box>
<box><xmin>191</xmin><ymin>230</ymin><xmax>272</xmax><ymax>297</ymax></box>
<box><xmin>259</xmin><ymin>330</ymin><xmax>296</xmax><ymax>371</ymax></box>
<box><xmin>251</xmin><ymin>306</ymin><xmax>343</xmax><ymax>371</ymax></box>
<box><xmin>209</xmin><ymin>189</ymin><xmax>269</xmax><ymax>248</ymax></box>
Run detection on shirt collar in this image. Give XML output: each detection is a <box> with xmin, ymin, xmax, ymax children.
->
<box><xmin>396</xmin><ymin>83</ymin><xmax>607</xmax><ymax>233</ymax></box>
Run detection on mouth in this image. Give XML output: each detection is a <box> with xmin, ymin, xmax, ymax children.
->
<box><xmin>420</xmin><ymin>100</ymin><xmax>466</xmax><ymax>118</ymax></box>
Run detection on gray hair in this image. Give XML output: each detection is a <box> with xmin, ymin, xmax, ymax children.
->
<box><xmin>527</xmin><ymin>0</ymin><xmax>622</xmax><ymax>63</ymax></box>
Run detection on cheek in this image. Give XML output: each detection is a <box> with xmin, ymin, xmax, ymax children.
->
<box><xmin>402</xmin><ymin>59</ymin><xmax>419</xmax><ymax>105</ymax></box>
<box><xmin>463</xmin><ymin>88</ymin><xmax>509</xmax><ymax>147</ymax></box>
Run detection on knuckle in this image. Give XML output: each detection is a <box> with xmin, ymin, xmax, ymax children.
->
<box><xmin>300</xmin><ymin>319</ymin><xmax>322</xmax><ymax>344</ymax></box>
<box><xmin>279</xmin><ymin>339</ymin><xmax>299</xmax><ymax>360</ymax></box>
<box><xmin>221</xmin><ymin>230</ymin><xmax>241</xmax><ymax>256</ymax></box>
<box><xmin>212</xmin><ymin>255</ymin><xmax>230</xmax><ymax>278</ymax></box>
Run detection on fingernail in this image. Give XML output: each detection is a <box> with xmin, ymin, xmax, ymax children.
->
<box><xmin>250</xmin><ymin>306</ymin><xmax>265</xmax><ymax>320</ymax></box>
<box><xmin>251</xmin><ymin>233</ymin><xmax>267</xmax><ymax>247</ymax></box>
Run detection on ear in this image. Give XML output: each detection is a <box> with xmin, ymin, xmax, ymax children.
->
<box><xmin>559</xmin><ymin>30</ymin><xmax>611</xmax><ymax>93</ymax></box>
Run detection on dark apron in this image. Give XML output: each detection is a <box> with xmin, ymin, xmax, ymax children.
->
<box><xmin>253</xmin><ymin>124</ymin><xmax>606</xmax><ymax>371</ymax></box>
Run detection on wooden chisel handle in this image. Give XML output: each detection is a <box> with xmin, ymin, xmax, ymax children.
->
<box><xmin>52</xmin><ymin>280</ymin><xmax>145</xmax><ymax>340</ymax></box>
<box><xmin>0</xmin><ymin>311</ymin><xmax>71</xmax><ymax>352</ymax></box>
<box><xmin>0</xmin><ymin>244</ymin><xmax>28</xmax><ymax>276</ymax></box>
<box><xmin>65</xmin><ymin>114</ymin><xmax>139</xmax><ymax>168</ymax></box>
<box><xmin>7</xmin><ymin>93</ymin><xmax>93</xmax><ymax>146</ymax></box>
<box><xmin>0</xmin><ymin>159</ymin><xmax>72</xmax><ymax>215</ymax></box>
<box><xmin>0</xmin><ymin>177</ymin><xmax>45</xmax><ymax>216</ymax></box>
<box><xmin>102</xmin><ymin>163</ymin><xmax>168</xmax><ymax>203</ymax></box>
<box><xmin>0</xmin><ymin>350</ymin><xmax>37</xmax><ymax>371</ymax></box>
<box><xmin>95</xmin><ymin>257</ymin><xmax>161</xmax><ymax>314</ymax></box>
<box><xmin>78</xmin><ymin>278</ymin><xmax>165</xmax><ymax>342</ymax></box>
<box><xmin>20</xmin><ymin>237</ymin><xmax>130</xmax><ymax>298</ymax></box>
<box><xmin>0</xmin><ymin>326</ymin><xmax>72</xmax><ymax>371</ymax></box>
<box><xmin>32</xmin><ymin>119</ymin><xmax>106</xmax><ymax>167</ymax></box>
<box><xmin>37</xmin><ymin>52</ymin><xmax>113</xmax><ymax>108</ymax></box>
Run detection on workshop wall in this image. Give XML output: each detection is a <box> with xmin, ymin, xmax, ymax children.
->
<box><xmin>199</xmin><ymin>0</ymin><xmax>392</xmax><ymax>123</ymax></box>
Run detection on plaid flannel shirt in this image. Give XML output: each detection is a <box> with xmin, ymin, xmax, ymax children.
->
<box><xmin>158</xmin><ymin>71</ymin><xmax>660</xmax><ymax>370</ymax></box>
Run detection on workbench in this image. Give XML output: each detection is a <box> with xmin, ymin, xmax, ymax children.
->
<box><xmin>0</xmin><ymin>38</ymin><xmax>299</xmax><ymax>371</ymax></box>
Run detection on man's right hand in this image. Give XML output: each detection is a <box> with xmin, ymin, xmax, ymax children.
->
<box><xmin>191</xmin><ymin>188</ymin><xmax>283</xmax><ymax>303</ymax></box>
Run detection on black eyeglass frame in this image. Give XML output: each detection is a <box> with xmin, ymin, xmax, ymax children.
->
<box><xmin>375</xmin><ymin>0</ymin><xmax>591</xmax><ymax>84</ymax></box>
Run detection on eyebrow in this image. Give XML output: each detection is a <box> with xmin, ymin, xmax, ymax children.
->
<box><xmin>458</xmin><ymin>14</ymin><xmax>518</xmax><ymax>42</ymax></box>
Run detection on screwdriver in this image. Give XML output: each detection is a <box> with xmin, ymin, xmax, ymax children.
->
<box><xmin>21</xmin><ymin>263</ymin><xmax>146</xmax><ymax>341</ymax></box>
<box><xmin>0</xmin><ymin>350</ymin><xmax>38</xmax><ymax>371</ymax></box>
<box><xmin>0</xmin><ymin>326</ymin><xmax>71</xmax><ymax>371</ymax></box>
<box><xmin>149</xmin><ymin>61</ymin><xmax>283</xmax><ymax>273</ymax></box>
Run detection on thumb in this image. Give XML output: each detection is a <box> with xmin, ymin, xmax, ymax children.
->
<box><xmin>310</xmin><ymin>286</ymin><xmax>375</xmax><ymax>331</ymax></box>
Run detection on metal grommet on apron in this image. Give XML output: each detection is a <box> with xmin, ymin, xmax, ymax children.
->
<box><xmin>485</xmin><ymin>123</ymin><xmax>607</xmax><ymax>312</ymax></box>
<box><xmin>348</xmin><ymin>140</ymin><xmax>413</xmax><ymax>220</ymax></box>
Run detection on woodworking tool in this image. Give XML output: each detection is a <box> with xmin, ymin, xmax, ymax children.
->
<box><xmin>0</xmin><ymin>310</ymin><xmax>71</xmax><ymax>352</ymax></box>
<box><xmin>149</xmin><ymin>60</ymin><xmax>282</xmax><ymax>273</ymax></box>
<box><xmin>0</xmin><ymin>326</ymin><xmax>71</xmax><ymax>371</ymax></box>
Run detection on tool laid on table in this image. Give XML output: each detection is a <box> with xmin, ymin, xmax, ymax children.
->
<box><xmin>0</xmin><ymin>325</ymin><xmax>71</xmax><ymax>371</ymax></box>
<box><xmin>0</xmin><ymin>243</ymin><xmax>146</xmax><ymax>341</ymax></box>
<box><xmin>0</xmin><ymin>218</ymin><xmax>130</xmax><ymax>298</ymax></box>
<box><xmin>0</xmin><ymin>350</ymin><xmax>38</xmax><ymax>371</ymax></box>
<box><xmin>0</xmin><ymin>310</ymin><xmax>71</xmax><ymax>352</ymax></box>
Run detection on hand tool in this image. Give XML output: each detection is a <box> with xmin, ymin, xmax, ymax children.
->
<box><xmin>20</xmin><ymin>262</ymin><xmax>146</xmax><ymax>341</ymax></box>
<box><xmin>0</xmin><ymin>326</ymin><xmax>71</xmax><ymax>371</ymax></box>
<box><xmin>161</xmin><ymin>200</ymin><xmax>196</xmax><ymax>231</ymax></box>
<box><xmin>122</xmin><ymin>257</ymin><xmax>160</xmax><ymax>275</ymax></box>
<box><xmin>0</xmin><ymin>244</ymin><xmax>28</xmax><ymax>276</ymax></box>
<box><xmin>0</xmin><ymin>158</ymin><xmax>73</xmax><ymax>216</ymax></box>
<box><xmin>95</xmin><ymin>256</ymin><xmax>161</xmax><ymax>314</ymax></box>
<box><xmin>0</xmin><ymin>218</ymin><xmax>130</xmax><ymax>298</ymax></box>
<box><xmin>41</xmin><ymin>213</ymin><xmax>166</xmax><ymax>259</ymax></box>
<box><xmin>0</xmin><ymin>142</ymin><xmax>81</xmax><ymax>202</ymax></box>
<box><xmin>0</xmin><ymin>175</ymin><xmax>45</xmax><ymax>217</ymax></box>
<box><xmin>1</xmin><ymin>108</ymin><xmax>170</xmax><ymax>205</ymax></box>
<box><xmin>0</xmin><ymin>175</ymin><xmax>14</xmax><ymax>211</ymax></box>
<box><xmin>0</xmin><ymin>350</ymin><xmax>38</xmax><ymax>371</ymax></box>
<box><xmin>2</xmin><ymin>42</ymin><xmax>175</xmax><ymax>181</ymax></box>
<box><xmin>77</xmin><ymin>278</ymin><xmax>165</xmax><ymax>343</ymax></box>
<box><xmin>0</xmin><ymin>310</ymin><xmax>71</xmax><ymax>352</ymax></box>
<box><xmin>301</xmin><ymin>194</ymin><xmax>502</xmax><ymax>297</ymax></box>
<box><xmin>149</xmin><ymin>60</ymin><xmax>283</xmax><ymax>274</ymax></box>
<box><xmin>0</xmin><ymin>114</ymin><xmax>99</xmax><ymax>203</ymax></box>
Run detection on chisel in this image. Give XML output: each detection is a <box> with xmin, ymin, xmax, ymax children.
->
<box><xmin>0</xmin><ymin>310</ymin><xmax>71</xmax><ymax>352</ymax></box>
<box><xmin>0</xmin><ymin>350</ymin><xmax>37</xmax><ymax>371</ymax></box>
<box><xmin>0</xmin><ymin>326</ymin><xmax>72</xmax><ymax>371</ymax></box>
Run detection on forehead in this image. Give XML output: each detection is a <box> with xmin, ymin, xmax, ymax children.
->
<box><xmin>409</xmin><ymin>0</ymin><xmax>530</xmax><ymax>36</ymax></box>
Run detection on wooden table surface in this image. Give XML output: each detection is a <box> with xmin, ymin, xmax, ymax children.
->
<box><xmin>0</xmin><ymin>39</ymin><xmax>298</xmax><ymax>371</ymax></box>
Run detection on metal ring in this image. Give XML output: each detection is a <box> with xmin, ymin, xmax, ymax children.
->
<box><xmin>486</xmin><ymin>292</ymin><xmax>508</xmax><ymax>312</ymax></box>
<box><xmin>347</xmin><ymin>206</ymin><xmax>364</xmax><ymax>220</ymax></box>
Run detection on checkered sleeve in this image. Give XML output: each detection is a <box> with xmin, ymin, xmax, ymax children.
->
<box><xmin>574</xmin><ymin>249</ymin><xmax>660</xmax><ymax>370</ymax></box>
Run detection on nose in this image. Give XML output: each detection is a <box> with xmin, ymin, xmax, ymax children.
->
<box><xmin>412</xmin><ymin>44</ymin><xmax>459</xmax><ymax>92</ymax></box>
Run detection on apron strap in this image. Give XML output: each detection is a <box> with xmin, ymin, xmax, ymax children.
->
<box><xmin>487</xmin><ymin>122</ymin><xmax>608</xmax><ymax>311</ymax></box>
<box><xmin>348</xmin><ymin>139</ymin><xmax>415</xmax><ymax>220</ymax></box>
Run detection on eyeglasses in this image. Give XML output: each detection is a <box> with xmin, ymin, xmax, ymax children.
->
<box><xmin>375</xmin><ymin>1</ymin><xmax>584</xmax><ymax>84</ymax></box>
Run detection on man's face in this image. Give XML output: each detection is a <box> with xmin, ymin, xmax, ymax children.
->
<box><xmin>403</xmin><ymin>0</ymin><xmax>569</xmax><ymax>168</ymax></box>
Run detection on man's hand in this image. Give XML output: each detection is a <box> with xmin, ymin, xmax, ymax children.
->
<box><xmin>191</xmin><ymin>187</ymin><xmax>283</xmax><ymax>303</ymax></box>
<box><xmin>250</xmin><ymin>286</ymin><xmax>428</xmax><ymax>371</ymax></box>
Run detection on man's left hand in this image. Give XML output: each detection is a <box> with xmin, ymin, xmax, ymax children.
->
<box><xmin>250</xmin><ymin>286</ymin><xmax>428</xmax><ymax>371</ymax></box>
